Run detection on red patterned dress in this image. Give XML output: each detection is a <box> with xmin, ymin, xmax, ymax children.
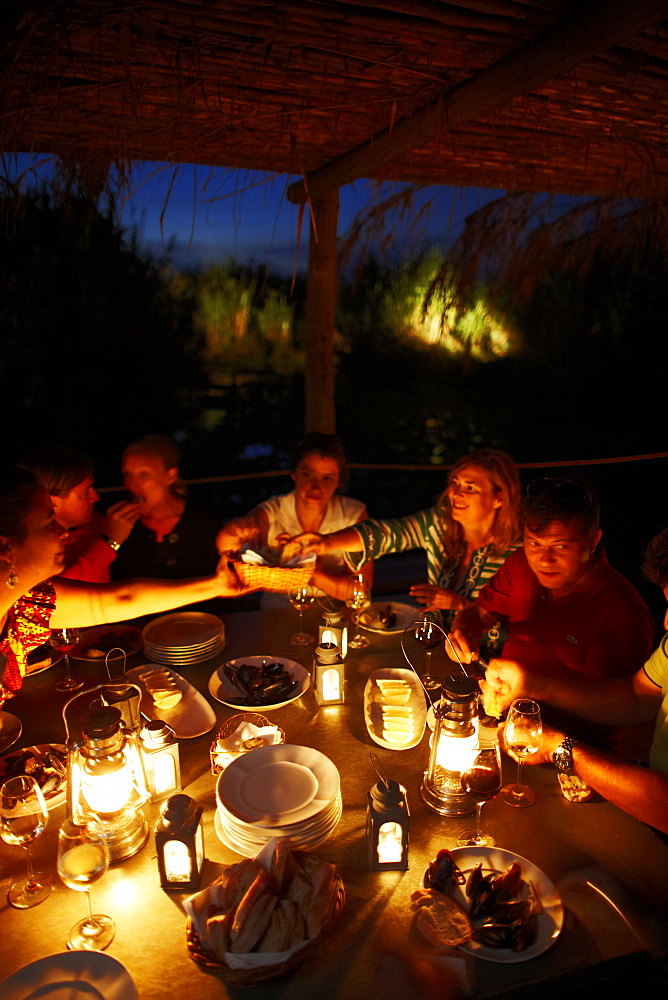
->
<box><xmin>0</xmin><ymin>581</ymin><xmax>57</xmax><ymax>706</ymax></box>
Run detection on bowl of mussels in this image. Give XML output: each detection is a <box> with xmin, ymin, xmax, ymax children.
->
<box><xmin>208</xmin><ymin>656</ymin><xmax>310</xmax><ymax>710</ymax></box>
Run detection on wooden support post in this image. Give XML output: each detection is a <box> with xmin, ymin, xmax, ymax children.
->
<box><xmin>304</xmin><ymin>188</ymin><xmax>339</xmax><ymax>434</ymax></box>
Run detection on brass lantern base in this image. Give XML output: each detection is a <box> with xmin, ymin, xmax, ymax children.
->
<box><xmin>96</xmin><ymin>807</ymin><xmax>149</xmax><ymax>862</ymax></box>
<box><xmin>420</xmin><ymin>772</ymin><xmax>475</xmax><ymax>817</ymax></box>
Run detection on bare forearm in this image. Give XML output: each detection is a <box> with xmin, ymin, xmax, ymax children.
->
<box><xmin>52</xmin><ymin>575</ymin><xmax>226</xmax><ymax>629</ymax></box>
<box><xmin>312</xmin><ymin>562</ymin><xmax>373</xmax><ymax>601</ymax></box>
<box><xmin>533</xmin><ymin>674</ymin><xmax>656</xmax><ymax>726</ymax></box>
<box><xmin>321</xmin><ymin>527</ymin><xmax>364</xmax><ymax>553</ymax></box>
<box><xmin>571</xmin><ymin>743</ymin><xmax>668</xmax><ymax>834</ymax></box>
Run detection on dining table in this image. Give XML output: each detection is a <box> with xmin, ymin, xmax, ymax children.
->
<box><xmin>1</xmin><ymin>601</ymin><xmax>668</xmax><ymax>999</ymax></box>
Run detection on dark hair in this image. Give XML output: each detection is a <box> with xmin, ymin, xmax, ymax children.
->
<box><xmin>19</xmin><ymin>446</ymin><xmax>94</xmax><ymax>497</ymax></box>
<box><xmin>438</xmin><ymin>449</ymin><xmax>522</xmax><ymax>560</ymax></box>
<box><xmin>0</xmin><ymin>468</ymin><xmax>43</xmax><ymax>543</ymax></box>
<box><xmin>122</xmin><ymin>434</ymin><xmax>185</xmax><ymax>497</ymax></box>
<box><xmin>523</xmin><ymin>477</ymin><xmax>600</xmax><ymax>536</ymax></box>
<box><xmin>642</xmin><ymin>527</ymin><xmax>668</xmax><ymax>589</ymax></box>
<box><xmin>291</xmin><ymin>433</ymin><xmax>349</xmax><ymax>491</ymax></box>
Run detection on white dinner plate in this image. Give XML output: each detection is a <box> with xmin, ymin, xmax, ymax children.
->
<box><xmin>70</xmin><ymin>625</ymin><xmax>143</xmax><ymax>661</ymax></box>
<box><xmin>142</xmin><ymin>611</ymin><xmax>224</xmax><ymax>648</ymax></box>
<box><xmin>364</xmin><ymin>668</ymin><xmax>427</xmax><ymax>750</ymax></box>
<box><xmin>217</xmin><ymin>743</ymin><xmax>339</xmax><ymax>825</ymax></box>
<box><xmin>446</xmin><ymin>847</ymin><xmax>563</xmax><ymax>963</ymax></box>
<box><xmin>0</xmin><ymin>950</ymin><xmax>137</xmax><ymax>1000</ymax></box>
<box><xmin>214</xmin><ymin>796</ymin><xmax>342</xmax><ymax>858</ymax></box>
<box><xmin>0</xmin><ymin>744</ymin><xmax>67</xmax><ymax>810</ymax></box>
<box><xmin>0</xmin><ymin>711</ymin><xmax>22</xmax><ymax>755</ymax></box>
<box><xmin>125</xmin><ymin>665</ymin><xmax>216</xmax><ymax>738</ymax></box>
<box><xmin>358</xmin><ymin>602</ymin><xmax>420</xmax><ymax>633</ymax></box>
<box><xmin>208</xmin><ymin>656</ymin><xmax>310</xmax><ymax>710</ymax></box>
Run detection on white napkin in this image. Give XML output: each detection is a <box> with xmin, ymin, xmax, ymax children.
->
<box><xmin>240</xmin><ymin>545</ymin><xmax>316</xmax><ymax>569</ymax></box>
<box><xmin>215</xmin><ymin>721</ymin><xmax>283</xmax><ymax>755</ymax></box>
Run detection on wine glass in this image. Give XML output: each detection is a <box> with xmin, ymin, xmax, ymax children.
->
<box><xmin>414</xmin><ymin>610</ymin><xmax>442</xmax><ymax>691</ymax></box>
<box><xmin>57</xmin><ymin>819</ymin><xmax>114</xmax><ymax>951</ymax></box>
<box><xmin>288</xmin><ymin>585</ymin><xmax>315</xmax><ymax>647</ymax></box>
<box><xmin>0</xmin><ymin>774</ymin><xmax>54</xmax><ymax>908</ymax></box>
<box><xmin>345</xmin><ymin>575</ymin><xmax>370</xmax><ymax>649</ymax></box>
<box><xmin>50</xmin><ymin>628</ymin><xmax>84</xmax><ymax>692</ymax></box>
<box><xmin>501</xmin><ymin>698</ymin><xmax>542</xmax><ymax>808</ymax></box>
<box><xmin>458</xmin><ymin>740</ymin><xmax>502</xmax><ymax>847</ymax></box>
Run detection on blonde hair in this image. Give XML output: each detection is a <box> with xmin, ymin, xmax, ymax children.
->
<box><xmin>438</xmin><ymin>449</ymin><xmax>521</xmax><ymax>563</ymax></box>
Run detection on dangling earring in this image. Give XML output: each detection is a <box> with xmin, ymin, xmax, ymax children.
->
<box><xmin>6</xmin><ymin>564</ymin><xmax>18</xmax><ymax>588</ymax></box>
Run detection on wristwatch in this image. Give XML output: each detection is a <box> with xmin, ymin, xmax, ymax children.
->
<box><xmin>102</xmin><ymin>535</ymin><xmax>122</xmax><ymax>552</ymax></box>
<box><xmin>551</xmin><ymin>736</ymin><xmax>579</xmax><ymax>774</ymax></box>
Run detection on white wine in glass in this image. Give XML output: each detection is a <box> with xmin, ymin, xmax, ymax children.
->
<box><xmin>501</xmin><ymin>698</ymin><xmax>542</xmax><ymax>808</ymax></box>
<box><xmin>414</xmin><ymin>610</ymin><xmax>442</xmax><ymax>690</ymax></box>
<box><xmin>50</xmin><ymin>628</ymin><xmax>84</xmax><ymax>692</ymax></box>
<box><xmin>345</xmin><ymin>575</ymin><xmax>370</xmax><ymax>649</ymax></box>
<box><xmin>57</xmin><ymin>819</ymin><xmax>114</xmax><ymax>951</ymax></box>
<box><xmin>0</xmin><ymin>774</ymin><xmax>54</xmax><ymax>908</ymax></box>
<box><xmin>288</xmin><ymin>585</ymin><xmax>315</xmax><ymax>646</ymax></box>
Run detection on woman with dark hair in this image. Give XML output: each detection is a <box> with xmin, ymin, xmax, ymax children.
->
<box><xmin>19</xmin><ymin>445</ymin><xmax>140</xmax><ymax>583</ymax></box>
<box><xmin>111</xmin><ymin>434</ymin><xmax>220</xmax><ymax>581</ymax></box>
<box><xmin>289</xmin><ymin>449</ymin><xmax>521</xmax><ymax>632</ymax></box>
<box><xmin>0</xmin><ymin>468</ymin><xmax>252</xmax><ymax>708</ymax></box>
<box><xmin>216</xmin><ymin>433</ymin><xmax>372</xmax><ymax>600</ymax></box>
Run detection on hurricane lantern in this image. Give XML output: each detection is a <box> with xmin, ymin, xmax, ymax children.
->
<box><xmin>313</xmin><ymin>641</ymin><xmax>345</xmax><ymax>706</ymax></box>
<box><xmin>155</xmin><ymin>793</ymin><xmax>204</xmax><ymax>891</ymax></box>
<box><xmin>421</xmin><ymin>675</ymin><xmax>479</xmax><ymax>816</ymax></box>
<box><xmin>367</xmin><ymin>776</ymin><xmax>410</xmax><ymax>871</ymax></box>
<box><xmin>318</xmin><ymin>608</ymin><xmax>348</xmax><ymax>659</ymax></box>
<box><xmin>140</xmin><ymin>720</ymin><xmax>181</xmax><ymax>802</ymax></box>
<box><xmin>65</xmin><ymin>695</ymin><xmax>150</xmax><ymax>862</ymax></box>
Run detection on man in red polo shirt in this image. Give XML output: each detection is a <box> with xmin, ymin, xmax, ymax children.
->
<box><xmin>450</xmin><ymin>477</ymin><xmax>655</xmax><ymax>748</ymax></box>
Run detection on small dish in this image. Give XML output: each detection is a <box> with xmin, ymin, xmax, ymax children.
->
<box><xmin>0</xmin><ymin>744</ymin><xmax>67</xmax><ymax>809</ymax></box>
<box><xmin>358</xmin><ymin>602</ymin><xmax>420</xmax><ymax>633</ymax></box>
<box><xmin>70</xmin><ymin>625</ymin><xmax>143</xmax><ymax>661</ymax></box>
<box><xmin>364</xmin><ymin>667</ymin><xmax>427</xmax><ymax>750</ymax></box>
<box><xmin>125</xmin><ymin>665</ymin><xmax>216</xmax><ymax>738</ymax></box>
<box><xmin>208</xmin><ymin>656</ymin><xmax>309</xmax><ymax>710</ymax></box>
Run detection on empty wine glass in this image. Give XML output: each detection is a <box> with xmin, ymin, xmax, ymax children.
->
<box><xmin>0</xmin><ymin>774</ymin><xmax>54</xmax><ymax>908</ymax></box>
<box><xmin>288</xmin><ymin>584</ymin><xmax>315</xmax><ymax>646</ymax></box>
<box><xmin>345</xmin><ymin>575</ymin><xmax>370</xmax><ymax>649</ymax></box>
<box><xmin>414</xmin><ymin>609</ymin><xmax>442</xmax><ymax>690</ymax></box>
<box><xmin>501</xmin><ymin>698</ymin><xmax>542</xmax><ymax>807</ymax></box>
<box><xmin>458</xmin><ymin>739</ymin><xmax>502</xmax><ymax>847</ymax></box>
<box><xmin>57</xmin><ymin>819</ymin><xmax>114</xmax><ymax>951</ymax></box>
<box><xmin>50</xmin><ymin>628</ymin><xmax>84</xmax><ymax>692</ymax></box>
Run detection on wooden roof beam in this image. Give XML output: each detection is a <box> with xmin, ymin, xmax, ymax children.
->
<box><xmin>287</xmin><ymin>0</ymin><xmax>668</xmax><ymax>203</ymax></box>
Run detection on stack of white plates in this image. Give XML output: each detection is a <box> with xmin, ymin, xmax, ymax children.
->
<box><xmin>215</xmin><ymin>744</ymin><xmax>341</xmax><ymax>857</ymax></box>
<box><xmin>142</xmin><ymin>612</ymin><xmax>225</xmax><ymax>666</ymax></box>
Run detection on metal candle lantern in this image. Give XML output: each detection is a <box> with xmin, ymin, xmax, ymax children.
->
<box><xmin>64</xmin><ymin>694</ymin><xmax>150</xmax><ymax>862</ymax></box>
<box><xmin>313</xmin><ymin>641</ymin><xmax>345</xmax><ymax>706</ymax></box>
<box><xmin>155</xmin><ymin>793</ymin><xmax>204</xmax><ymax>891</ymax></box>
<box><xmin>421</xmin><ymin>675</ymin><xmax>480</xmax><ymax>816</ymax></box>
<box><xmin>318</xmin><ymin>607</ymin><xmax>348</xmax><ymax>659</ymax></box>
<box><xmin>366</xmin><ymin>754</ymin><xmax>409</xmax><ymax>871</ymax></box>
<box><xmin>140</xmin><ymin>721</ymin><xmax>181</xmax><ymax>801</ymax></box>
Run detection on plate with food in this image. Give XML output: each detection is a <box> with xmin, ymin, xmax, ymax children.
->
<box><xmin>71</xmin><ymin>625</ymin><xmax>143</xmax><ymax>661</ymax></box>
<box><xmin>208</xmin><ymin>656</ymin><xmax>310</xmax><ymax>710</ymax></box>
<box><xmin>358</xmin><ymin>602</ymin><xmax>420</xmax><ymax>634</ymax></box>
<box><xmin>364</xmin><ymin>668</ymin><xmax>427</xmax><ymax>750</ymax></box>
<box><xmin>0</xmin><ymin>744</ymin><xmax>68</xmax><ymax>809</ymax></box>
<box><xmin>412</xmin><ymin>847</ymin><xmax>563</xmax><ymax>963</ymax></box>
<box><xmin>25</xmin><ymin>642</ymin><xmax>63</xmax><ymax>676</ymax></box>
<box><xmin>125</xmin><ymin>665</ymin><xmax>216</xmax><ymax>738</ymax></box>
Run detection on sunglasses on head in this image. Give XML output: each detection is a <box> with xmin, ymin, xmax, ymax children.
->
<box><xmin>525</xmin><ymin>478</ymin><xmax>591</xmax><ymax>504</ymax></box>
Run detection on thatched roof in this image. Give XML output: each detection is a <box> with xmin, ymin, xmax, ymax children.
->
<box><xmin>3</xmin><ymin>0</ymin><xmax>668</xmax><ymax>200</ymax></box>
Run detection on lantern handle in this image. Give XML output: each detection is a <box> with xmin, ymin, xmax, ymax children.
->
<box><xmin>400</xmin><ymin>616</ymin><xmax>474</xmax><ymax>706</ymax></box>
<box><xmin>61</xmin><ymin>682</ymin><xmax>143</xmax><ymax>748</ymax></box>
<box><xmin>105</xmin><ymin>648</ymin><xmax>128</xmax><ymax>681</ymax></box>
<box><xmin>369</xmin><ymin>751</ymin><xmax>391</xmax><ymax>790</ymax></box>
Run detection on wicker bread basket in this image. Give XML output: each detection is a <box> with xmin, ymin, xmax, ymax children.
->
<box><xmin>185</xmin><ymin>866</ymin><xmax>344</xmax><ymax>986</ymax></box>
<box><xmin>209</xmin><ymin>713</ymin><xmax>286</xmax><ymax>775</ymax></box>
<box><xmin>234</xmin><ymin>560</ymin><xmax>314</xmax><ymax>594</ymax></box>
